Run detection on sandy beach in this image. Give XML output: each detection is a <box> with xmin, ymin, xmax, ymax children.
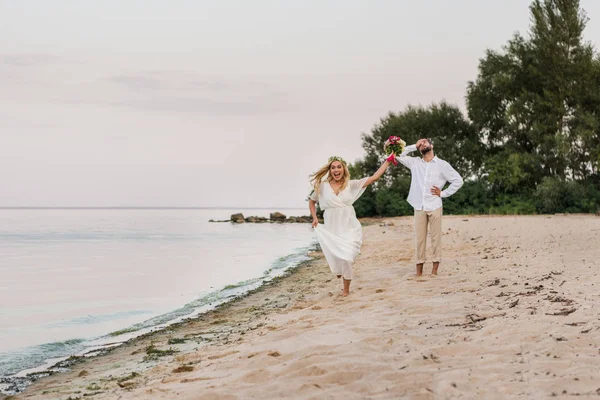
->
<box><xmin>8</xmin><ymin>215</ymin><xmax>600</xmax><ymax>400</ymax></box>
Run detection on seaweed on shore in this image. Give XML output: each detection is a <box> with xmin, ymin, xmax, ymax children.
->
<box><xmin>142</xmin><ymin>345</ymin><xmax>179</xmax><ymax>362</ymax></box>
<box><xmin>167</xmin><ymin>337</ymin><xmax>187</xmax><ymax>345</ymax></box>
<box><xmin>116</xmin><ymin>372</ymin><xmax>139</xmax><ymax>383</ymax></box>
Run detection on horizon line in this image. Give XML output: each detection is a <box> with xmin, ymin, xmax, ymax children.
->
<box><xmin>0</xmin><ymin>206</ymin><xmax>306</xmax><ymax>210</ymax></box>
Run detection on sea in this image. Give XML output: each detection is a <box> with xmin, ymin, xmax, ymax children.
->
<box><xmin>0</xmin><ymin>208</ymin><xmax>317</xmax><ymax>394</ymax></box>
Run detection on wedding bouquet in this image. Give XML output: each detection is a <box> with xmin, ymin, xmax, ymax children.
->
<box><xmin>383</xmin><ymin>136</ymin><xmax>406</xmax><ymax>165</ymax></box>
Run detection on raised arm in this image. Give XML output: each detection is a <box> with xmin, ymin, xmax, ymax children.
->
<box><xmin>362</xmin><ymin>139</ymin><xmax>429</xmax><ymax>188</ymax></box>
<box><xmin>362</xmin><ymin>159</ymin><xmax>392</xmax><ymax>188</ymax></box>
<box><xmin>396</xmin><ymin>144</ymin><xmax>418</xmax><ymax>168</ymax></box>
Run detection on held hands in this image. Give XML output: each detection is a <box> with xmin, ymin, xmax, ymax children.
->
<box><xmin>431</xmin><ymin>186</ymin><xmax>441</xmax><ymax>197</ymax></box>
<box><xmin>386</xmin><ymin>153</ymin><xmax>398</xmax><ymax>166</ymax></box>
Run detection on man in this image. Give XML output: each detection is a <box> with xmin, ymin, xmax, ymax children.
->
<box><xmin>397</xmin><ymin>138</ymin><xmax>463</xmax><ymax>277</ymax></box>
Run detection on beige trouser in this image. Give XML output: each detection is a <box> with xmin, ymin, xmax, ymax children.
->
<box><xmin>414</xmin><ymin>207</ymin><xmax>442</xmax><ymax>264</ymax></box>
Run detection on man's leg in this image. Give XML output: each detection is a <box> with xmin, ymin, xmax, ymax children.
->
<box><xmin>429</xmin><ymin>207</ymin><xmax>443</xmax><ymax>276</ymax></box>
<box><xmin>414</xmin><ymin>209</ymin><xmax>428</xmax><ymax>276</ymax></box>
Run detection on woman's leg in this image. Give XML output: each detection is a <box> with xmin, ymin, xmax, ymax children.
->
<box><xmin>343</xmin><ymin>278</ymin><xmax>351</xmax><ymax>296</ymax></box>
<box><xmin>342</xmin><ymin>261</ymin><xmax>353</xmax><ymax>296</ymax></box>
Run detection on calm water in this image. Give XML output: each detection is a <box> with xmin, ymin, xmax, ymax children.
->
<box><xmin>0</xmin><ymin>208</ymin><xmax>316</xmax><ymax>390</ymax></box>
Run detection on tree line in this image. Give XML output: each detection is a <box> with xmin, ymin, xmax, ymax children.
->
<box><xmin>350</xmin><ymin>0</ymin><xmax>600</xmax><ymax>216</ymax></box>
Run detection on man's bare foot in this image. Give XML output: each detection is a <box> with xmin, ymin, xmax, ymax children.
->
<box><xmin>431</xmin><ymin>262</ymin><xmax>439</xmax><ymax>276</ymax></box>
<box><xmin>342</xmin><ymin>290</ymin><xmax>350</xmax><ymax>297</ymax></box>
<box><xmin>416</xmin><ymin>264</ymin><xmax>424</xmax><ymax>277</ymax></box>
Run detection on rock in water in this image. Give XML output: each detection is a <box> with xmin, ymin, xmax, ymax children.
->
<box><xmin>245</xmin><ymin>216</ymin><xmax>268</xmax><ymax>223</ymax></box>
<box><xmin>270</xmin><ymin>212</ymin><xmax>286</xmax><ymax>221</ymax></box>
<box><xmin>231</xmin><ymin>213</ymin><xmax>245</xmax><ymax>223</ymax></box>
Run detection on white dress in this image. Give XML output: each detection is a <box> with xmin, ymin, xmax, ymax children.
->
<box><xmin>310</xmin><ymin>178</ymin><xmax>369</xmax><ymax>280</ymax></box>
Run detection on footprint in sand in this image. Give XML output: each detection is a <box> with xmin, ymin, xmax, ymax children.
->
<box><xmin>207</xmin><ymin>350</ymin><xmax>239</xmax><ymax>360</ymax></box>
<box><xmin>318</xmin><ymin>370</ymin><xmax>364</xmax><ymax>385</ymax></box>
<box><xmin>242</xmin><ymin>368</ymin><xmax>272</xmax><ymax>384</ymax></box>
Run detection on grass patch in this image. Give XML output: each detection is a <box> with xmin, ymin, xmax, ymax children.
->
<box><xmin>167</xmin><ymin>337</ymin><xmax>187</xmax><ymax>345</ymax></box>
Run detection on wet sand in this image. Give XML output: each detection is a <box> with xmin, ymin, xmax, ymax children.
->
<box><xmin>10</xmin><ymin>215</ymin><xmax>600</xmax><ymax>399</ymax></box>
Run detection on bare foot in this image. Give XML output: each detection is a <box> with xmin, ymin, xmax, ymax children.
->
<box><xmin>430</xmin><ymin>273</ymin><xmax>438</xmax><ymax>278</ymax></box>
<box><xmin>342</xmin><ymin>291</ymin><xmax>350</xmax><ymax>297</ymax></box>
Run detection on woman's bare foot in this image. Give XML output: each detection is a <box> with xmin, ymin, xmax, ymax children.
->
<box><xmin>342</xmin><ymin>278</ymin><xmax>351</xmax><ymax>297</ymax></box>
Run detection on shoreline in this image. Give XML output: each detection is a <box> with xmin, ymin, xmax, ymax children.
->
<box><xmin>8</xmin><ymin>214</ymin><xmax>600</xmax><ymax>399</ymax></box>
<box><xmin>1</xmin><ymin>245</ymin><xmax>320</xmax><ymax>398</ymax></box>
<box><xmin>3</xmin><ymin>242</ymin><xmax>328</xmax><ymax>399</ymax></box>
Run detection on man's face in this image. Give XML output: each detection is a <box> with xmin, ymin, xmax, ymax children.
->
<box><xmin>418</xmin><ymin>140</ymin><xmax>433</xmax><ymax>155</ymax></box>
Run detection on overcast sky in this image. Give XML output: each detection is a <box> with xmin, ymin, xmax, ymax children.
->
<box><xmin>1</xmin><ymin>1</ymin><xmax>599</xmax><ymax>208</ymax></box>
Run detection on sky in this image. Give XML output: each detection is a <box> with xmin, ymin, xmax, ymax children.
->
<box><xmin>1</xmin><ymin>0</ymin><xmax>599</xmax><ymax>208</ymax></box>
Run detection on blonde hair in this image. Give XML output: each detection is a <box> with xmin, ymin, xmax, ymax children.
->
<box><xmin>310</xmin><ymin>159</ymin><xmax>350</xmax><ymax>197</ymax></box>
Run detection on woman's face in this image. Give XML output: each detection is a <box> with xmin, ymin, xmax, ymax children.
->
<box><xmin>330</xmin><ymin>161</ymin><xmax>344</xmax><ymax>181</ymax></box>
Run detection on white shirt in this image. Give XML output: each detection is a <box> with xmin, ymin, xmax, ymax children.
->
<box><xmin>397</xmin><ymin>144</ymin><xmax>464</xmax><ymax>212</ymax></box>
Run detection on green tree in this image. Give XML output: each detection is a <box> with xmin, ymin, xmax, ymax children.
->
<box><xmin>349</xmin><ymin>0</ymin><xmax>600</xmax><ymax>217</ymax></box>
<box><xmin>467</xmin><ymin>0</ymin><xmax>600</xmax><ymax>183</ymax></box>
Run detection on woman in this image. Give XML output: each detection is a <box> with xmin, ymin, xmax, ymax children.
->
<box><xmin>308</xmin><ymin>154</ymin><xmax>395</xmax><ymax>296</ymax></box>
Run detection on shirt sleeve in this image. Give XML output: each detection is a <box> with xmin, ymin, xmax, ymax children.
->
<box><xmin>441</xmin><ymin>163</ymin><xmax>464</xmax><ymax>198</ymax></box>
<box><xmin>308</xmin><ymin>188</ymin><xmax>318</xmax><ymax>202</ymax></box>
<box><xmin>397</xmin><ymin>144</ymin><xmax>418</xmax><ymax>168</ymax></box>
